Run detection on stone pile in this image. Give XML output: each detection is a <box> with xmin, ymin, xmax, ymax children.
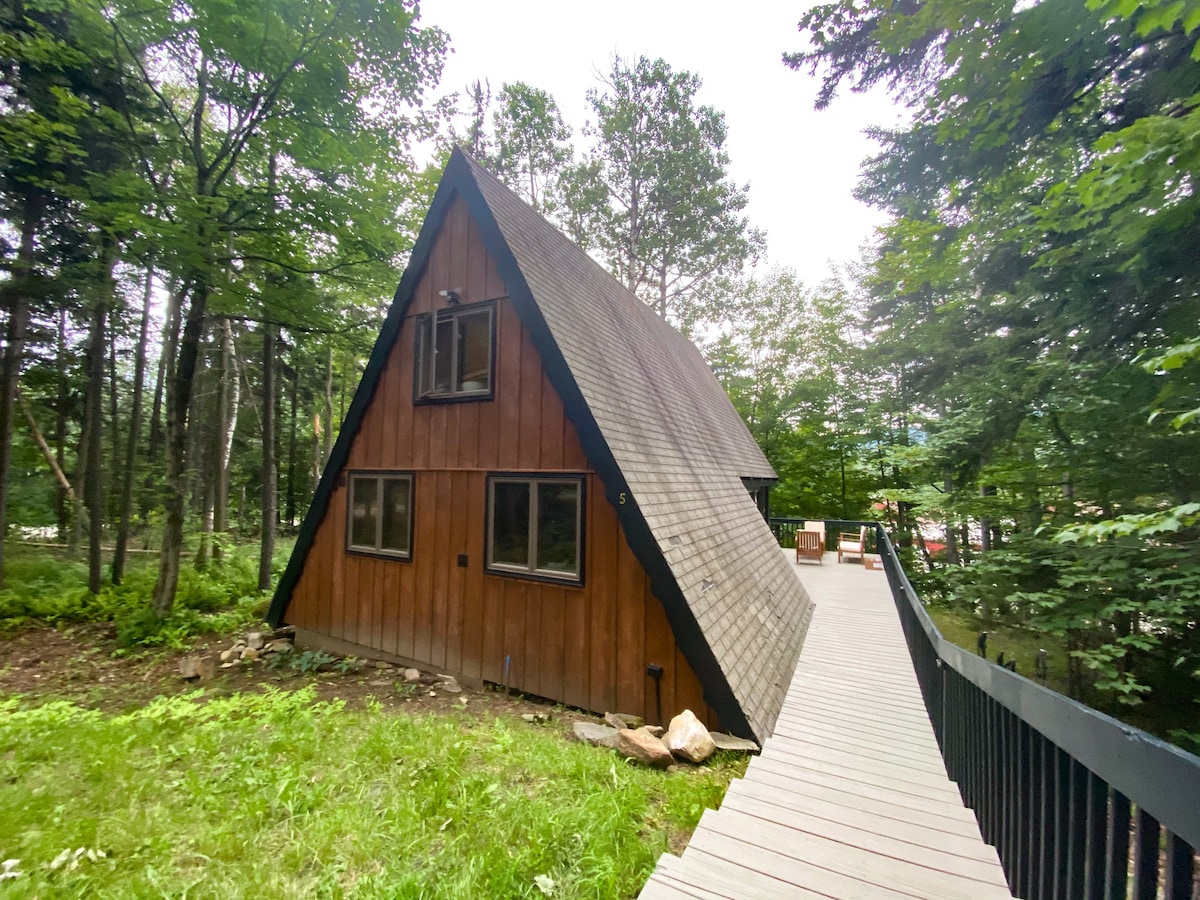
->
<box><xmin>570</xmin><ymin>708</ymin><xmax>759</xmax><ymax>768</ymax></box>
<box><xmin>216</xmin><ymin>627</ymin><xmax>295</xmax><ymax>667</ymax></box>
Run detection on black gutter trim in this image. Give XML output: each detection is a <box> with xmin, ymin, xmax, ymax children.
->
<box><xmin>455</xmin><ymin>157</ymin><xmax>754</xmax><ymax>740</ymax></box>
<box><xmin>266</xmin><ymin>175</ymin><xmax>462</xmax><ymax>627</ymax></box>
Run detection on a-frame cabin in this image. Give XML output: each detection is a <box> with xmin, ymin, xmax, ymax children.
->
<box><xmin>268</xmin><ymin>149</ymin><xmax>812</xmax><ymax>742</ymax></box>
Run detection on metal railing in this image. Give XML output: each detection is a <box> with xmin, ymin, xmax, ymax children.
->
<box><xmin>769</xmin><ymin>518</ymin><xmax>1200</xmax><ymax>899</ymax></box>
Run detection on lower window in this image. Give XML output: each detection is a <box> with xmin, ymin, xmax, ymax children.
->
<box><xmin>487</xmin><ymin>475</ymin><xmax>583</xmax><ymax>582</ymax></box>
<box><xmin>347</xmin><ymin>472</ymin><xmax>413</xmax><ymax>559</ymax></box>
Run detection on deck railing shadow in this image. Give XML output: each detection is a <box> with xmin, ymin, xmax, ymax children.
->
<box><xmin>769</xmin><ymin>518</ymin><xmax>1200</xmax><ymax>900</ymax></box>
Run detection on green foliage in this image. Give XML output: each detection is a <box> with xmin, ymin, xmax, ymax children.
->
<box><xmin>0</xmin><ymin>689</ymin><xmax>744</xmax><ymax>897</ymax></box>
<box><xmin>0</xmin><ymin>548</ymin><xmax>269</xmax><ymax>648</ymax></box>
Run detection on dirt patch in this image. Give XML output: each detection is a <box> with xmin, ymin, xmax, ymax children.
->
<box><xmin>0</xmin><ymin>624</ymin><xmax>597</xmax><ymax>728</ymax></box>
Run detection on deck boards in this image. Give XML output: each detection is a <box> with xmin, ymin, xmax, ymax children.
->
<box><xmin>639</xmin><ymin>549</ymin><xmax>1015</xmax><ymax>899</ymax></box>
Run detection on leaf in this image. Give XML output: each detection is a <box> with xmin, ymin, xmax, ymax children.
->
<box><xmin>534</xmin><ymin>874</ymin><xmax>556</xmax><ymax>896</ymax></box>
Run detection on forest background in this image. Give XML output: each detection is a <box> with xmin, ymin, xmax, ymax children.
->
<box><xmin>1</xmin><ymin>0</ymin><xmax>1197</xmax><ymax>746</ymax></box>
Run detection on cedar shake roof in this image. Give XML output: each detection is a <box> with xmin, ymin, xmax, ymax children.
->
<box><xmin>269</xmin><ymin>148</ymin><xmax>813</xmax><ymax>741</ymax></box>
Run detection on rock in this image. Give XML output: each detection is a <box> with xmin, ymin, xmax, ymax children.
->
<box><xmin>246</xmin><ymin>632</ymin><xmax>265</xmax><ymax>651</ymax></box>
<box><xmin>374</xmin><ymin>660</ymin><xmax>392</xmax><ymax>669</ymax></box>
<box><xmin>604</xmin><ymin>711</ymin><xmax>644</xmax><ymax>731</ymax></box>
<box><xmin>178</xmin><ymin>655</ymin><xmax>213</xmax><ymax>681</ymax></box>
<box><xmin>403</xmin><ymin>668</ymin><xmax>421</xmax><ymax>683</ymax></box>
<box><xmin>242</xmin><ymin>647</ymin><xmax>260</xmax><ymax>662</ymax></box>
<box><xmin>664</xmin><ymin>710</ymin><xmax>716</xmax><ymax>764</ymax></box>
<box><xmin>437</xmin><ymin>675</ymin><xmax>462</xmax><ymax>694</ymax></box>
<box><xmin>265</xmin><ymin>640</ymin><xmax>292</xmax><ymax>654</ymax></box>
<box><xmin>572</xmin><ymin>721</ymin><xmax>619</xmax><ymax>748</ymax></box>
<box><xmin>522</xmin><ymin>713</ymin><xmax>550</xmax><ymax>724</ymax></box>
<box><xmin>368</xmin><ymin>679</ymin><xmax>391</xmax><ymax>687</ymax></box>
<box><xmin>219</xmin><ymin>649</ymin><xmax>237</xmax><ymax>663</ymax></box>
<box><xmin>615</xmin><ymin>728</ymin><xmax>673</xmax><ymax>768</ymax></box>
<box><xmin>219</xmin><ymin>662</ymin><xmax>237</xmax><ymax>669</ymax></box>
<box><xmin>666</xmin><ymin>764</ymin><xmax>681</xmax><ymax>774</ymax></box>
<box><xmin>428</xmin><ymin>691</ymin><xmax>437</xmax><ymax>697</ymax></box>
<box><xmin>643</xmin><ymin>725</ymin><xmax>665</xmax><ymax>738</ymax></box>
<box><xmin>709</xmin><ymin>732</ymin><xmax>760</xmax><ymax>753</ymax></box>
<box><xmin>418</xmin><ymin>673</ymin><xmax>441</xmax><ymax>685</ymax></box>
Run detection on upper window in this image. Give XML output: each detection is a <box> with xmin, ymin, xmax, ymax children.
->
<box><xmin>347</xmin><ymin>472</ymin><xmax>413</xmax><ymax>559</ymax></box>
<box><xmin>415</xmin><ymin>302</ymin><xmax>494</xmax><ymax>401</ymax></box>
<box><xmin>487</xmin><ymin>476</ymin><xmax>583</xmax><ymax>583</ymax></box>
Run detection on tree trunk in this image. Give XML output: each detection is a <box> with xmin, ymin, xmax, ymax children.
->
<box><xmin>151</xmin><ymin>276</ymin><xmax>210</xmax><ymax>617</ymax></box>
<box><xmin>107</xmin><ymin>305</ymin><xmax>121</xmax><ymax>523</ymax></box>
<box><xmin>112</xmin><ymin>269</ymin><xmax>155</xmax><ymax>585</ymax></box>
<box><xmin>142</xmin><ymin>278</ymin><xmax>181</xmax><ymax>528</ymax></box>
<box><xmin>212</xmin><ymin>317</ymin><xmax>236</xmax><ymax>562</ymax></box>
<box><xmin>84</xmin><ymin>247</ymin><xmax>113</xmax><ymax>594</ymax></box>
<box><xmin>193</xmin><ymin>329</ymin><xmax>215</xmax><ymax>571</ymax></box>
<box><xmin>323</xmin><ymin>346</ymin><xmax>333</xmax><ymax>466</ymax></box>
<box><xmin>0</xmin><ymin>197</ymin><xmax>40</xmax><ymax>588</ymax></box>
<box><xmin>55</xmin><ymin>307</ymin><xmax>69</xmax><ymax>542</ymax></box>
<box><xmin>258</xmin><ymin>321</ymin><xmax>277</xmax><ymax>591</ymax></box>
<box><xmin>285</xmin><ymin>359</ymin><xmax>298</xmax><ymax>528</ymax></box>
<box><xmin>941</xmin><ymin>472</ymin><xmax>959</xmax><ymax>565</ymax></box>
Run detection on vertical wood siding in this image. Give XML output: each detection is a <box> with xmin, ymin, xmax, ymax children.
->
<box><xmin>285</xmin><ymin>197</ymin><xmax>716</xmax><ymax>726</ymax></box>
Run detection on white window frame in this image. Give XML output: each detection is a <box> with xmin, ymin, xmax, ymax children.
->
<box><xmin>346</xmin><ymin>471</ymin><xmax>414</xmax><ymax>560</ymax></box>
<box><xmin>414</xmin><ymin>302</ymin><xmax>494</xmax><ymax>400</ymax></box>
<box><xmin>486</xmin><ymin>475</ymin><xmax>584</xmax><ymax>583</ymax></box>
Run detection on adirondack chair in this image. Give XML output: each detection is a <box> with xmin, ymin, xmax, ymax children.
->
<box><xmin>802</xmin><ymin>520</ymin><xmax>826</xmax><ymax>553</ymax></box>
<box><xmin>838</xmin><ymin>526</ymin><xmax>868</xmax><ymax>564</ymax></box>
<box><xmin>794</xmin><ymin>529</ymin><xmax>823</xmax><ymax>565</ymax></box>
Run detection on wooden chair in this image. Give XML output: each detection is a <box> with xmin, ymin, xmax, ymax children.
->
<box><xmin>838</xmin><ymin>526</ymin><xmax>868</xmax><ymax>564</ymax></box>
<box><xmin>794</xmin><ymin>530</ymin><xmax>823</xmax><ymax>565</ymax></box>
<box><xmin>802</xmin><ymin>520</ymin><xmax>826</xmax><ymax>554</ymax></box>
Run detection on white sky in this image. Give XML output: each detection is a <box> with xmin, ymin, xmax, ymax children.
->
<box><xmin>419</xmin><ymin>0</ymin><xmax>903</xmax><ymax>287</ymax></box>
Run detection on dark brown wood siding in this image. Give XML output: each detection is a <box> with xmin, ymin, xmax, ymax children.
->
<box><xmin>285</xmin><ymin>197</ymin><xmax>716</xmax><ymax>727</ymax></box>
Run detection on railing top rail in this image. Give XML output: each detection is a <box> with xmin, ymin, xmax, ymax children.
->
<box><xmin>859</xmin><ymin>522</ymin><xmax>1200</xmax><ymax>849</ymax></box>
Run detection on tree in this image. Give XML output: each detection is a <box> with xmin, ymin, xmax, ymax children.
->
<box><xmin>489</xmin><ymin>82</ymin><xmax>572</xmax><ymax>215</ymax></box>
<box><xmin>100</xmin><ymin>0</ymin><xmax>447</xmax><ymax>615</ymax></box>
<box><xmin>788</xmin><ymin>0</ymin><xmax>1200</xmax><ymax>715</ymax></box>
<box><xmin>568</xmin><ymin>56</ymin><xmax>763</xmax><ymax>322</ymax></box>
<box><xmin>703</xmin><ymin>268</ymin><xmax>874</xmax><ymax>518</ymax></box>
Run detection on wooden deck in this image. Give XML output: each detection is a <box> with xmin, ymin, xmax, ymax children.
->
<box><xmin>638</xmin><ymin>549</ymin><xmax>1015</xmax><ymax>899</ymax></box>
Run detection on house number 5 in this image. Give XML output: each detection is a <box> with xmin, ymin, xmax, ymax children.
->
<box><xmin>619</xmin><ymin>492</ymin><xmax>627</xmax><ymax>504</ymax></box>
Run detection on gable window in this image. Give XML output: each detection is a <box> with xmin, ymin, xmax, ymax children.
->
<box><xmin>487</xmin><ymin>476</ymin><xmax>583</xmax><ymax>582</ymax></box>
<box><xmin>415</xmin><ymin>302</ymin><xmax>494</xmax><ymax>400</ymax></box>
<box><xmin>347</xmin><ymin>472</ymin><xmax>413</xmax><ymax>559</ymax></box>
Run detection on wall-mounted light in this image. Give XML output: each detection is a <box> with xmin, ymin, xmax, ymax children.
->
<box><xmin>438</xmin><ymin>288</ymin><xmax>462</xmax><ymax>305</ymax></box>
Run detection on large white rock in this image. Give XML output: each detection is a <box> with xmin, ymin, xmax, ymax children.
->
<box><xmin>664</xmin><ymin>709</ymin><xmax>716</xmax><ymax>763</ymax></box>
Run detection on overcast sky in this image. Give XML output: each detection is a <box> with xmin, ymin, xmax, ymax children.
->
<box><xmin>419</xmin><ymin>0</ymin><xmax>904</xmax><ymax>287</ymax></box>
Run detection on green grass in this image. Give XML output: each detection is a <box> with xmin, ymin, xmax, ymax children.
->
<box><xmin>0</xmin><ymin>687</ymin><xmax>744</xmax><ymax>898</ymax></box>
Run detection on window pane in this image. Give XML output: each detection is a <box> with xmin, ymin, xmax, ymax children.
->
<box><xmin>350</xmin><ymin>478</ymin><xmax>378</xmax><ymax>548</ymax></box>
<box><xmin>433</xmin><ymin>315</ymin><xmax>454</xmax><ymax>393</ymax></box>
<box><xmin>491</xmin><ymin>481</ymin><xmax>530</xmax><ymax>567</ymax></box>
<box><xmin>536</xmin><ymin>481</ymin><xmax>579</xmax><ymax>574</ymax></box>
<box><xmin>457</xmin><ymin>309</ymin><xmax>491</xmax><ymax>392</ymax></box>
<box><xmin>380</xmin><ymin>478</ymin><xmax>411</xmax><ymax>553</ymax></box>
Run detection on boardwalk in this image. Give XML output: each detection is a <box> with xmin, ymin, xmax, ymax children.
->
<box><xmin>639</xmin><ymin>549</ymin><xmax>1015</xmax><ymax>900</ymax></box>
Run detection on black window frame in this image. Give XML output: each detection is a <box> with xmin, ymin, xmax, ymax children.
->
<box><xmin>413</xmin><ymin>299</ymin><xmax>496</xmax><ymax>404</ymax></box>
<box><xmin>345</xmin><ymin>470</ymin><xmax>415</xmax><ymax>561</ymax></box>
<box><xmin>485</xmin><ymin>473</ymin><xmax>585</xmax><ymax>586</ymax></box>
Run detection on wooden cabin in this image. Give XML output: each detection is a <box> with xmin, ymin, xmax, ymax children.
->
<box><xmin>268</xmin><ymin>149</ymin><xmax>813</xmax><ymax>742</ymax></box>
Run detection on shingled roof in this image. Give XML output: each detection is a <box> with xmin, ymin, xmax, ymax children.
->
<box><xmin>270</xmin><ymin>148</ymin><xmax>813</xmax><ymax>741</ymax></box>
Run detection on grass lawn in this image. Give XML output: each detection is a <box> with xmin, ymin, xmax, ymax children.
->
<box><xmin>0</xmin><ymin>679</ymin><xmax>745</xmax><ymax>899</ymax></box>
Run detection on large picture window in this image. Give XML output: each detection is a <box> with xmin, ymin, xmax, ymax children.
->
<box><xmin>347</xmin><ymin>472</ymin><xmax>413</xmax><ymax>559</ymax></box>
<box><xmin>415</xmin><ymin>302</ymin><xmax>494</xmax><ymax>400</ymax></box>
<box><xmin>487</xmin><ymin>476</ymin><xmax>583</xmax><ymax>582</ymax></box>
